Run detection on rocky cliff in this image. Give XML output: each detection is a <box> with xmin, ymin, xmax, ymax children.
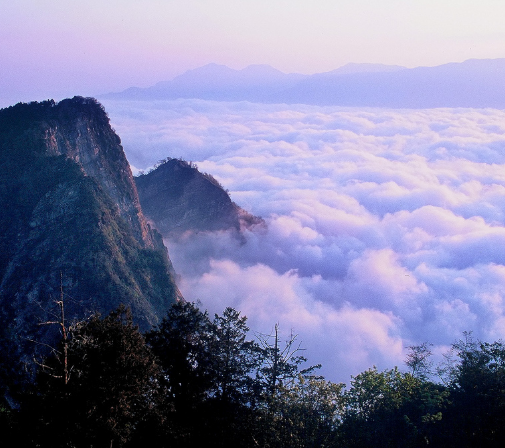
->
<box><xmin>135</xmin><ymin>158</ymin><xmax>264</xmax><ymax>239</ymax></box>
<box><xmin>0</xmin><ymin>97</ymin><xmax>181</xmax><ymax>385</ymax></box>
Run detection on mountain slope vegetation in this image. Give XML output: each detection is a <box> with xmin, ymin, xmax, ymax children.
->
<box><xmin>135</xmin><ymin>158</ymin><xmax>264</xmax><ymax>238</ymax></box>
<box><xmin>0</xmin><ymin>97</ymin><xmax>181</xmax><ymax>387</ymax></box>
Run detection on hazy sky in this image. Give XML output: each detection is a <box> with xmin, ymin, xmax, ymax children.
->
<box><xmin>2</xmin><ymin>0</ymin><xmax>505</xmax><ymax>106</ymax></box>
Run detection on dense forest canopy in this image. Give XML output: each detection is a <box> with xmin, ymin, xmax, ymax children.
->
<box><xmin>1</xmin><ymin>300</ymin><xmax>504</xmax><ymax>448</ymax></box>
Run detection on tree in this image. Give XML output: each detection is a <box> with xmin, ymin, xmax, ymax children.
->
<box><xmin>203</xmin><ymin>307</ymin><xmax>264</xmax><ymax>448</ymax></box>
<box><xmin>339</xmin><ymin>367</ymin><xmax>447</xmax><ymax>448</ymax></box>
<box><xmin>146</xmin><ymin>302</ymin><xmax>263</xmax><ymax>448</ymax></box>
<box><xmin>253</xmin><ymin>325</ymin><xmax>328</xmax><ymax>448</ymax></box>
<box><xmin>256</xmin><ymin>324</ymin><xmax>320</xmax><ymax>399</ymax></box>
<box><xmin>405</xmin><ymin>342</ymin><xmax>434</xmax><ymax>381</ymax></box>
<box><xmin>146</xmin><ymin>301</ymin><xmax>214</xmax><ymax>410</ymax></box>
<box><xmin>437</xmin><ymin>334</ymin><xmax>505</xmax><ymax>447</ymax></box>
<box><xmin>145</xmin><ymin>300</ymin><xmax>216</xmax><ymax>447</ymax></box>
<box><xmin>209</xmin><ymin>307</ymin><xmax>261</xmax><ymax>403</ymax></box>
<box><xmin>28</xmin><ymin>306</ymin><xmax>160</xmax><ymax>448</ymax></box>
<box><xmin>264</xmin><ymin>375</ymin><xmax>344</xmax><ymax>448</ymax></box>
<box><xmin>33</xmin><ymin>284</ymin><xmax>72</xmax><ymax>387</ymax></box>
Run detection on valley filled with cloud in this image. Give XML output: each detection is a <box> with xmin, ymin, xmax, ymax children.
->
<box><xmin>103</xmin><ymin>99</ymin><xmax>505</xmax><ymax>382</ymax></box>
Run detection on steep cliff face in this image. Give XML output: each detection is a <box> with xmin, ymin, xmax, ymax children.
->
<box><xmin>135</xmin><ymin>158</ymin><xmax>264</xmax><ymax>238</ymax></box>
<box><xmin>0</xmin><ymin>97</ymin><xmax>181</xmax><ymax>383</ymax></box>
<box><xmin>3</xmin><ymin>97</ymin><xmax>154</xmax><ymax>247</ymax></box>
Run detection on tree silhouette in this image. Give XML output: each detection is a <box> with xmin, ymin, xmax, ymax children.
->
<box><xmin>28</xmin><ymin>306</ymin><xmax>160</xmax><ymax>448</ymax></box>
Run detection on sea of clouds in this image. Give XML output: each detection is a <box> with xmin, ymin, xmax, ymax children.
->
<box><xmin>102</xmin><ymin>98</ymin><xmax>505</xmax><ymax>383</ymax></box>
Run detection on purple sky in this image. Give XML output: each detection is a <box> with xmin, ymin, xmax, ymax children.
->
<box><xmin>2</xmin><ymin>0</ymin><xmax>505</xmax><ymax>107</ymax></box>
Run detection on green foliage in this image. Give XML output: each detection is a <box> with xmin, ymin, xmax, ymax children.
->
<box><xmin>146</xmin><ymin>301</ymin><xmax>214</xmax><ymax>413</ymax></box>
<box><xmin>339</xmin><ymin>367</ymin><xmax>448</xmax><ymax>448</ymax></box>
<box><xmin>258</xmin><ymin>375</ymin><xmax>345</xmax><ymax>448</ymax></box>
<box><xmin>250</xmin><ymin>324</ymin><xmax>341</xmax><ymax>448</ymax></box>
<box><xmin>437</xmin><ymin>334</ymin><xmax>505</xmax><ymax>447</ymax></box>
<box><xmin>405</xmin><ymin>342</ymin><xmax>434</xmax><ymax>381</ymax></box>
<box><xmin>66</xmin><ymin>307</ymin><xmax>160</xmax><ymax>446</ymax></box>
<box><xmin>22</xmin><ymin>306</ymin><xmax>160</xmax><ymax>448</ymax></box>
<box><xmin>145</xmin><ymin>303</ymin><xmax>333</xmax><ymax>448</ymax></box>
<box><xmin>209</xmin><ymin>307</ymin><xmax>262</xmax><ymax>403</ymax></box>
<box><xmin>146</xmin><ymin>302</ymin><xmax>263</xmax><ymax>447</ymax></box>
<box><xmin>6</xmin><ymin>299</ymin><xmax>505</xmax><ymax>448</ymax></box>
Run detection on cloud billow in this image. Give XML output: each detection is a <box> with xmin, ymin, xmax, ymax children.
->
<box><xmin>103</xmin><ymin>99</ymin><xmax>505</xmax><ymax>382</ymax></box>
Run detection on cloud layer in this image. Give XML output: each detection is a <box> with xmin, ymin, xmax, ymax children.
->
<box><xmin>103</xmin><ymin>99</ymin><xmax>505</xmax><ymax>382</ymax></box>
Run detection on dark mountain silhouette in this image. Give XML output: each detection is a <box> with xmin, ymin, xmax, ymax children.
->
<box><xmin>101</xmin><ymin>58</ymin><xmax>505</xmax><ymax>109</ymax></box>
<box><xmin>0</xmin><ymin>97</ymin><xmax>182</xmax><ymax>385</ymax></box>
<box><xmin>135</xmin><ymin>158</ymin><xmax>264</xmax><ymax>239</ymax></box>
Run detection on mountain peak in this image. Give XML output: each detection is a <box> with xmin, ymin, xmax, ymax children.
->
<box><xmin>135</xmin><ymin>158</ymin><xmax>265</xmax><ymax>238</ymax></box>
<box><xmin>167</xmin><ymin>63</ymin><xmax>237</xmax><ymax>84</ymax></box>
<box><xmin>0</xmin><ymin>98</ymin><xmax>181</xmax><ymax>371</ymax></box>
<box><xmin>3</xmin><ymin>96</ymin><xmax>157</xmax><ymax>248</ymax></box>
<box><xmin>240</xmin><ymin>64</ymin><xmax>286</xmax><ymax>75</ymax></box>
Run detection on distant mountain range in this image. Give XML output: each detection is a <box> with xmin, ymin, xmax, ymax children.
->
<box><xmin>103</xmin><ymin>63</ymin><xmax>307</xmax><ymax>103</ymax></box>
<box><xmin>101</xmin><ymin>59</ymin><xmax>505</xmax><ymax>108</ymax></box>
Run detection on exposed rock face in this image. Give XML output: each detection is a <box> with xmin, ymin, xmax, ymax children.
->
<box><xmin>135</xmin><ymin>158</ymin><xmax>264</xmax><ymax>238</ymax></box>
<box><xmin>30</xmin><ymin>97</ymin><xmax>154</xmax><ymax>247</ymax></box>
<box><xmin>0</xmin><ymin>97</ymin><xmax>181</xmax><ymax>384</ymax></box>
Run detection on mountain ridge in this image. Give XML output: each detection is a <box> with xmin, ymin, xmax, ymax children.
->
<box><xmin>135</xmin><ymin>158</ymin><xmax>265</xmax><ymax>239</ymax></box>
<box><xmin>100</xmin><ymin>58</ymin><xmax>505</xmax><ymax>108</ymax></box>
<box><xmin>101</xmin><ymin>63</ymin><xmax>308</xmax><ymax>102</ymax></box>
<box><xmin>0</xmin><ymin>97</ymin><xmax>182</xmax><ymax>386</ymax></box>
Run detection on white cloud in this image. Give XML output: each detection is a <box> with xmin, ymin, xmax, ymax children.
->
<box><xmin>177</xmin><ymin>258</ymin><xmax>405</xmax><ymax>379</ymax></box>
<box><xmin>103</xmin><ymin>99</ymin><xmax>505</xmax><ymax>382</ymax></box>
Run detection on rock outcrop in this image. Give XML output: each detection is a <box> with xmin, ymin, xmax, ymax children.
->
<box><xmin>135</xmin><ymin>158</ymin><xmax>264</xmax><ymax>239</ymax></box>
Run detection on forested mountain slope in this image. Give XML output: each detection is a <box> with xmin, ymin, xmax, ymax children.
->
<box><xmin>0</xmin><ymin>97</ymin><xmax>181</xmax><ymax>384</ymax></box>
<box><xmin>135</xmin><ymin>158</ymin><xmax>264</xmax><ymax>238</ymax></box>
